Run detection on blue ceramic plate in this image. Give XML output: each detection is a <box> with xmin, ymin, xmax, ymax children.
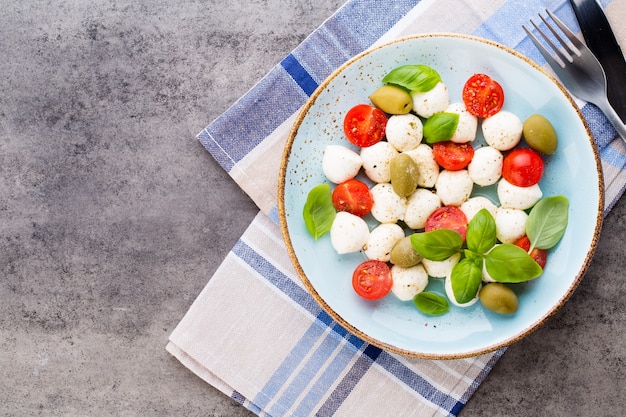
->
<box><xmin>278</xmin><ymin>34</ymin><xmax>603</xmax><ymax>359</ymax></box>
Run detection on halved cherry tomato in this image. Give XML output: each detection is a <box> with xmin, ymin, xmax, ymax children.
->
<box><xmin>502</xmin><ymin>147</ymin><xmax>544</xmax><ymax>187</ymax></box>
<box><xmin>514</xmin><ymin>236</ymin><xmax>547</xmax><ymax>269</ymax></box>
<box><xmin>425</xmin><ymin>206</ymin><xmax>469</xmax><ymax>241</ymax></box>
<box><xmin>432</xmin><ymin>141</ymin><xmax>475</xmax><ymax>171</ymax></box>
<box><xmin>332</xmin><ymin>179</ymin><xmax>374</xmax><ymax>217</ymax></box>
<box><xmin>352</xmin><ymin>260</ymin><xmax>393</xmax><ymax>300</ymax></box>
<box><xmin>462</xmin><ymin>73</ymin><xmax>504</xmax><ymax>118</ymax></box>
<box><xmin>343</xmin><ymin>104</ymin><xmax>387</xmax><ymax>147</ymax></box>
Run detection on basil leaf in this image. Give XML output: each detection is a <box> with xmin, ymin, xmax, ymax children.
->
<box><xmin>466</xmin><ymin>208</ymin><xmax>497</xmax><ymax>254</ymax></box>
<box><xmin>464</xmin><ymin>249</ymin><xmax>484</xmax><ymax>268</ymax></box>
<box><xmin>410</xmin><ymin>229</ymin><xmax>463</xmax><ymax>261</ymax></box>
<box><xmin>450</xmin><ymin>258</ymin><xmax>482</xmax><ymax>304</ymax></box>
<box><xmin>302</xmin><ymin>184</ymin><xmax>336</xmax><ymax>240</ymax></box>
<box><xmin>382</xmin><ymin>64</ymin><xmax>442</xmax><ymax>93</ymax></box>
<box><xmin>423</xmin><ymin>113</ymin><xmax>459</xmax><ymax>144</ymax></box>
<box><xmin>413</xmin><ymin>292</ymin><xmax>450</xmax><ymax>315</ymax></box>
<box><xmin>526</xmin><ymin>196</ymin><xmax>569</xmax><ymax>250</ymax></box>
<box><xmin>485</xmin><ymin>244</ymin><xmax>543</xmax><ymax>283</ymax></box>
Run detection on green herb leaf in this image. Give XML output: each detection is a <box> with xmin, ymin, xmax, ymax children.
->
<box><xmin>423</xmin><ymin>112</ymin><xmax>459</xmax><ymax>144</ymax></box>
<box><xmin>464</xmin><ymin>249</ymin><xmax>484</xmax><ymax>268</ymax></box>
<box><xmin>410</xmin><ymin>229</ymin><xmax>463</xmax><ymax>261</ymax></box>
<box><xmin>526</xmin><ymin>196</ymin><xmax>569</xmax><ymax>250</ymax></box>
<box><xmin>382</xmin><ymin>64</ymin><xmax>442</xmax><ymax>93</ymax></box>
<box><xmin>413</xmin><ymin>292</ymin><xmax>450</xmax><ymax>315</ymax></box>
<box><xmin>485</xmin><ymin>244</ymin><xmax>543</xmax><ymax>283</ymax></box>
<box><xmin>302</xmin><ymin>184</ymin><xmax>336</xmax><ymax>240</ymax></box>
<box><xmin>466</xmin><ymin>208</ymin><xmax>497</xmax><ymax>254</ymax></box>
<box><xmin>450</xmin><ymin>258</ymin><xmax>483</xmax><ymax>304</ymax></box>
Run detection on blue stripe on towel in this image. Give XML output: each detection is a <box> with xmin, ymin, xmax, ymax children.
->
<box><xmin>233</xmin><ymin>238</ymin><xmax>463</xmax><ymax>416</ymax></box>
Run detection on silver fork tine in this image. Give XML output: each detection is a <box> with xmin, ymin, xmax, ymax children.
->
<box><xmin>522</xmin><ymin>24</ymin><xmax>566</xmax><ymax>68</ymax></box>
<box><xmin>544</xmin><ymin>9</ymin><xmax>585</xmax><ymax>53</ymax></box>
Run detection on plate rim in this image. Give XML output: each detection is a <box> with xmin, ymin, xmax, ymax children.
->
<box><xmin>277</xmin><ymin>32</ymin><xmax>605</xmax><ymax>359</ymax></box>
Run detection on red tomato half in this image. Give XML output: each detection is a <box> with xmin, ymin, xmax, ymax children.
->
<box><xmin>502</xmin><ymin>148</ymin><xmax>544</xmax><ymax>187</ymax></box>
<box><xmin>352</xmin><ymin>260</ymin><xmax>393</xmax><ymax>300</ymax></box>
<box><xmin>332</xmin><ymin>179</ymin><xmax>374</xmax><ymax>217</ymax></box>
<box><xmin>425</xmin><ymin>206</ymin><xmax>469</xmax><ymax>241</ymax></box>
<box><xmin>514</xmin><ymin>236</ymin><xmax>547</xmax><ymax>269</ymax></box>
<box><xmin>462</xmin><ymin>73</ymin><xmax>505</xmax><ymax>118</ymax></box>
<box><xmin>343</xmin><ymin>104</ymin><xmax>387</xmax><ymax>147</ymax></box>
<box><xmin>432</xmin><ymin>141</ymin><xmax>475</xmax><ymax>171</ymax></box>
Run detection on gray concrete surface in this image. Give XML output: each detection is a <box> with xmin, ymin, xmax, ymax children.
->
<box><xmin>1</xmin><ymin>1</ymin><xmax>624</xmax><ymax>416</ymax></box>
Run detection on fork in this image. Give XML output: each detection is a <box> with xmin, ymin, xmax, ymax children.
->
<box><xmin>523</xmin><ymin>9</ymin><xmax>626</xmax><ymax>143</ymax></box>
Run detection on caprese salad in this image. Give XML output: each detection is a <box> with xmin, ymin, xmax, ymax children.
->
<box><xmin>302</xmin><ymin>64</ymin><xmax>568</xmax><ymax>316</ymax></box>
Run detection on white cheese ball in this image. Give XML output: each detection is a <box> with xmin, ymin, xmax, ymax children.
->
<box><xmin>364</xmin><ymin>223</ymin><xmax>405</xmax><ymax>262</ymax></box>
<box><xmin>390</xmin><ymin>264</ymin><xmax>429</xmax><ymax>301</ymax></box>
<box><xmin>322</xmin><ymin>145</ymin><xmax>362</xmax><ymax>184</ymax></box>
<box><xmin>445</xmin><ymin>272</ymin><xmax>480</xmax><ymax>307</ymax></box>
<box><xmin>403</xmin><ymin>144</ymin><xmax>439</xmax><ymax>188</ymax></box>
<box><xmin>330</xmin><ymin>212</ymin><xmax>370</xmax><ymax>255</ymax></box>
<box><xmin>411</xmin><ymin>82</ymin><xmax>450</xmax><ymax>118</ymax></box>
<box><xmin>467</xmin><ymin>146</ymin><xmax>503</xmax><ymax>186</ymax></box>
<box><xmin>482</xmin><ymin>111</ymin><xmax>523</xmax><ymax>151</ymax></box>
<box><xmin>435</xmin><ymin>169</ymin><xmax>473</xmax><ymax>206</ymax></box>
<box><xmin>446</xmin><ymin>102</ymin><xmax>478</xmax><ymax>144</ymax></box>
<box><xmin>460</xmin><ymin>196</ymin><xmax>498</xmax><ymax>222</ymax></box>
<box><xmin>404</xmin><ymin>188</ymin><xmax>441</xmax><ymax>230</ymax></box>
<box><xmin>360</xmin><ymin>141</ymin><xmax>398</xmax><ymax>183</ymax></box>
<box><xmin>482</xmin><ymin>255</ymin><xmax>497</xmax><ymax>283</ymax></box>
<box><xmin>385</xmin><ymin>114</ymin><xmax>423</xmax><ymax>152</ymax></box>
<box><xmin>422</xmin><ymin>253</ymin><xmax>461</xmax><ymax>278</ymax></box>
<box><xmin>495</xmin><ymin>207</ymin><xmax>528</xmax><ymax>244</ymax></box>
<box><xmin>370</xmin><ymin>183</ymin><xmax>407</xmax><ymax>224</ymax></box>
<box><xmin>497</xmin><ymin>178</ymin><xmax>543</xmax><ymax>210</ymax></box>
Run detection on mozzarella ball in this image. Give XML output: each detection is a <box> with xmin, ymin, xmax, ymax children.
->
<box><xmin>482</xmin><ymin>111</ymin><xmax>523</xmax><ymax>151</ymax></box>
<box><xmin>330</xmin><ymin>212</ymin><xmax>370</xmax><ymax>254</ymax></box>
<box><xmin>370</xmin><ymin>183</ymin><xmax>407</xmax><ymax>224</ymax></box>
<box><xmin>385</xmin><ymin>114</ymin><xmax>423</xmax><ymax>152</ymax></box>
<box><xmin>403</xmin><ymin>144</ymin><xmax>439</xmax><ymax>188</ymax></box>
<box><xmin>364</xmin><ymin>223</ymin><xmax>405</xmax><ymax>262</ymax></box>
<box><xmin>460</xmin><ymin>196</ymin><xmax>498</xmax><ymax>222</ymax></box>
<box><xmin>411</xmin><ymin>82</ymin><xmax>450</xmax><ymax>118</ymax></box>
<box><xmin>446</xmin><ymin>102</ymin><xmax>478</xmax><ymax>143</ymax></box>
<box><xmin>360</xmin><ymin>141</ymin><xmax>398</xmax><ymax>183</ymax></box>
<box><xmin>404</xmin><ymin>188</ymin><xmax>441</xmax><ymax>230</ymax></box>
<box><xmin>445</xmin><ymin>272</ymin><xmax>480</xmax><ymax>307</ymax></box>
<box><xmin>495</xmin><ymin>207</ymin><xmax>528</xmax><ymax>244</ymax></box>
<box><xmin>391</xmin><ymin>264</ymin><xmax>429</xmax><ymax>301</ymax></box>
<box><xmin>322</xmin><ymin>145</ymin><xmax>362</xmax><ymax>184</ymax></box>
<box><xmin>422</xmin><ymin>253</ymin><xmax>461</xmax><ymax>278</ymax></box>
<box><xmin>497</xmin><ymin>178</ymin><xmax>543</xmax><ymax>210</ymax></box>
<box><xmin>435</xmin><ymin>169</ymin><xmax>473</xmax><ymax>206</ymax></box>
<box><xmin>467</xmin><ymin>146</ymin><xmax>503</xmax><ymax>186</ymax></box>
<box><xmin>482</xmin><ymin>250</ymin><xmax>497</xmax><ymax>283</ymax></box>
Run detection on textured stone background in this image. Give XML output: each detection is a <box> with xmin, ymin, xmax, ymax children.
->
<box><xmin>1</xmin><ymin>1</ymin><xmax>624</xmax><ymax>416</ymax></box>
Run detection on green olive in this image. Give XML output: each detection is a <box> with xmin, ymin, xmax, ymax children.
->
<box><xmin>369</xmin><ymin>85</ymin><xmax>413</xmax><ymax>115</ymax></box>
<box><xmin>523</xmin><ymin>114</ymin><xmax>558</xmax><ymax>154</ymax></box>
<box><xmin>479</xmin><ymin>283</ymin><xmax>519</xmax><ymax>314</ymax></box>
<box><xmin>390</xmin><ymin>153</ymin><xmax>419</xmax><ymax>198</ymax></box>
<box><xmin>390</xmin><ymin>236</ymin><xmax>423</xmax><ymax>267</ymax></box>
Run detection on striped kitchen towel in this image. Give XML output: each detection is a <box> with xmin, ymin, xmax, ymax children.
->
<box><xmin>167</xmin><ymin>0</ymin><xmax>625</xmax><ymax>416</ymax></box>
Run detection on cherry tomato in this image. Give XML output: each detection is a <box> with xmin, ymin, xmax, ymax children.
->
<box><xmin>332</xmin><ymin>179</ymin><xmax>374</xmax><ymax>217</ymax></box>
<box><xmin>462</xmin><ymin>73</ymin><xmax>505</xmax><ymax>118</ymax></box>
<box><xmin>352</xmin><ymin>260</ymin><xmax>393</xmax><ymax>300</ymax></box>
<box><xmin>432</xmin><ymin>141</ymin><xmax>475</xmax><ymax>171</ymax></box>
<box><xmin>343</xmin><ymin>104</ymin><xmax>387</xmax><ymax>147</ymax></box>
<box><xmin>502</xmin><ymin>147</ymin><xmax>544</xmax><ymax>187</ymax></box>
<box><xmin>425</xmin><ymin>206</ymin><xmax>469</xmax><ymax>241</ymax></box>
<box><xmin>514</xmin><ymin>236</ymin><xmax>547</xmax><ymax>269</ymax></box>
